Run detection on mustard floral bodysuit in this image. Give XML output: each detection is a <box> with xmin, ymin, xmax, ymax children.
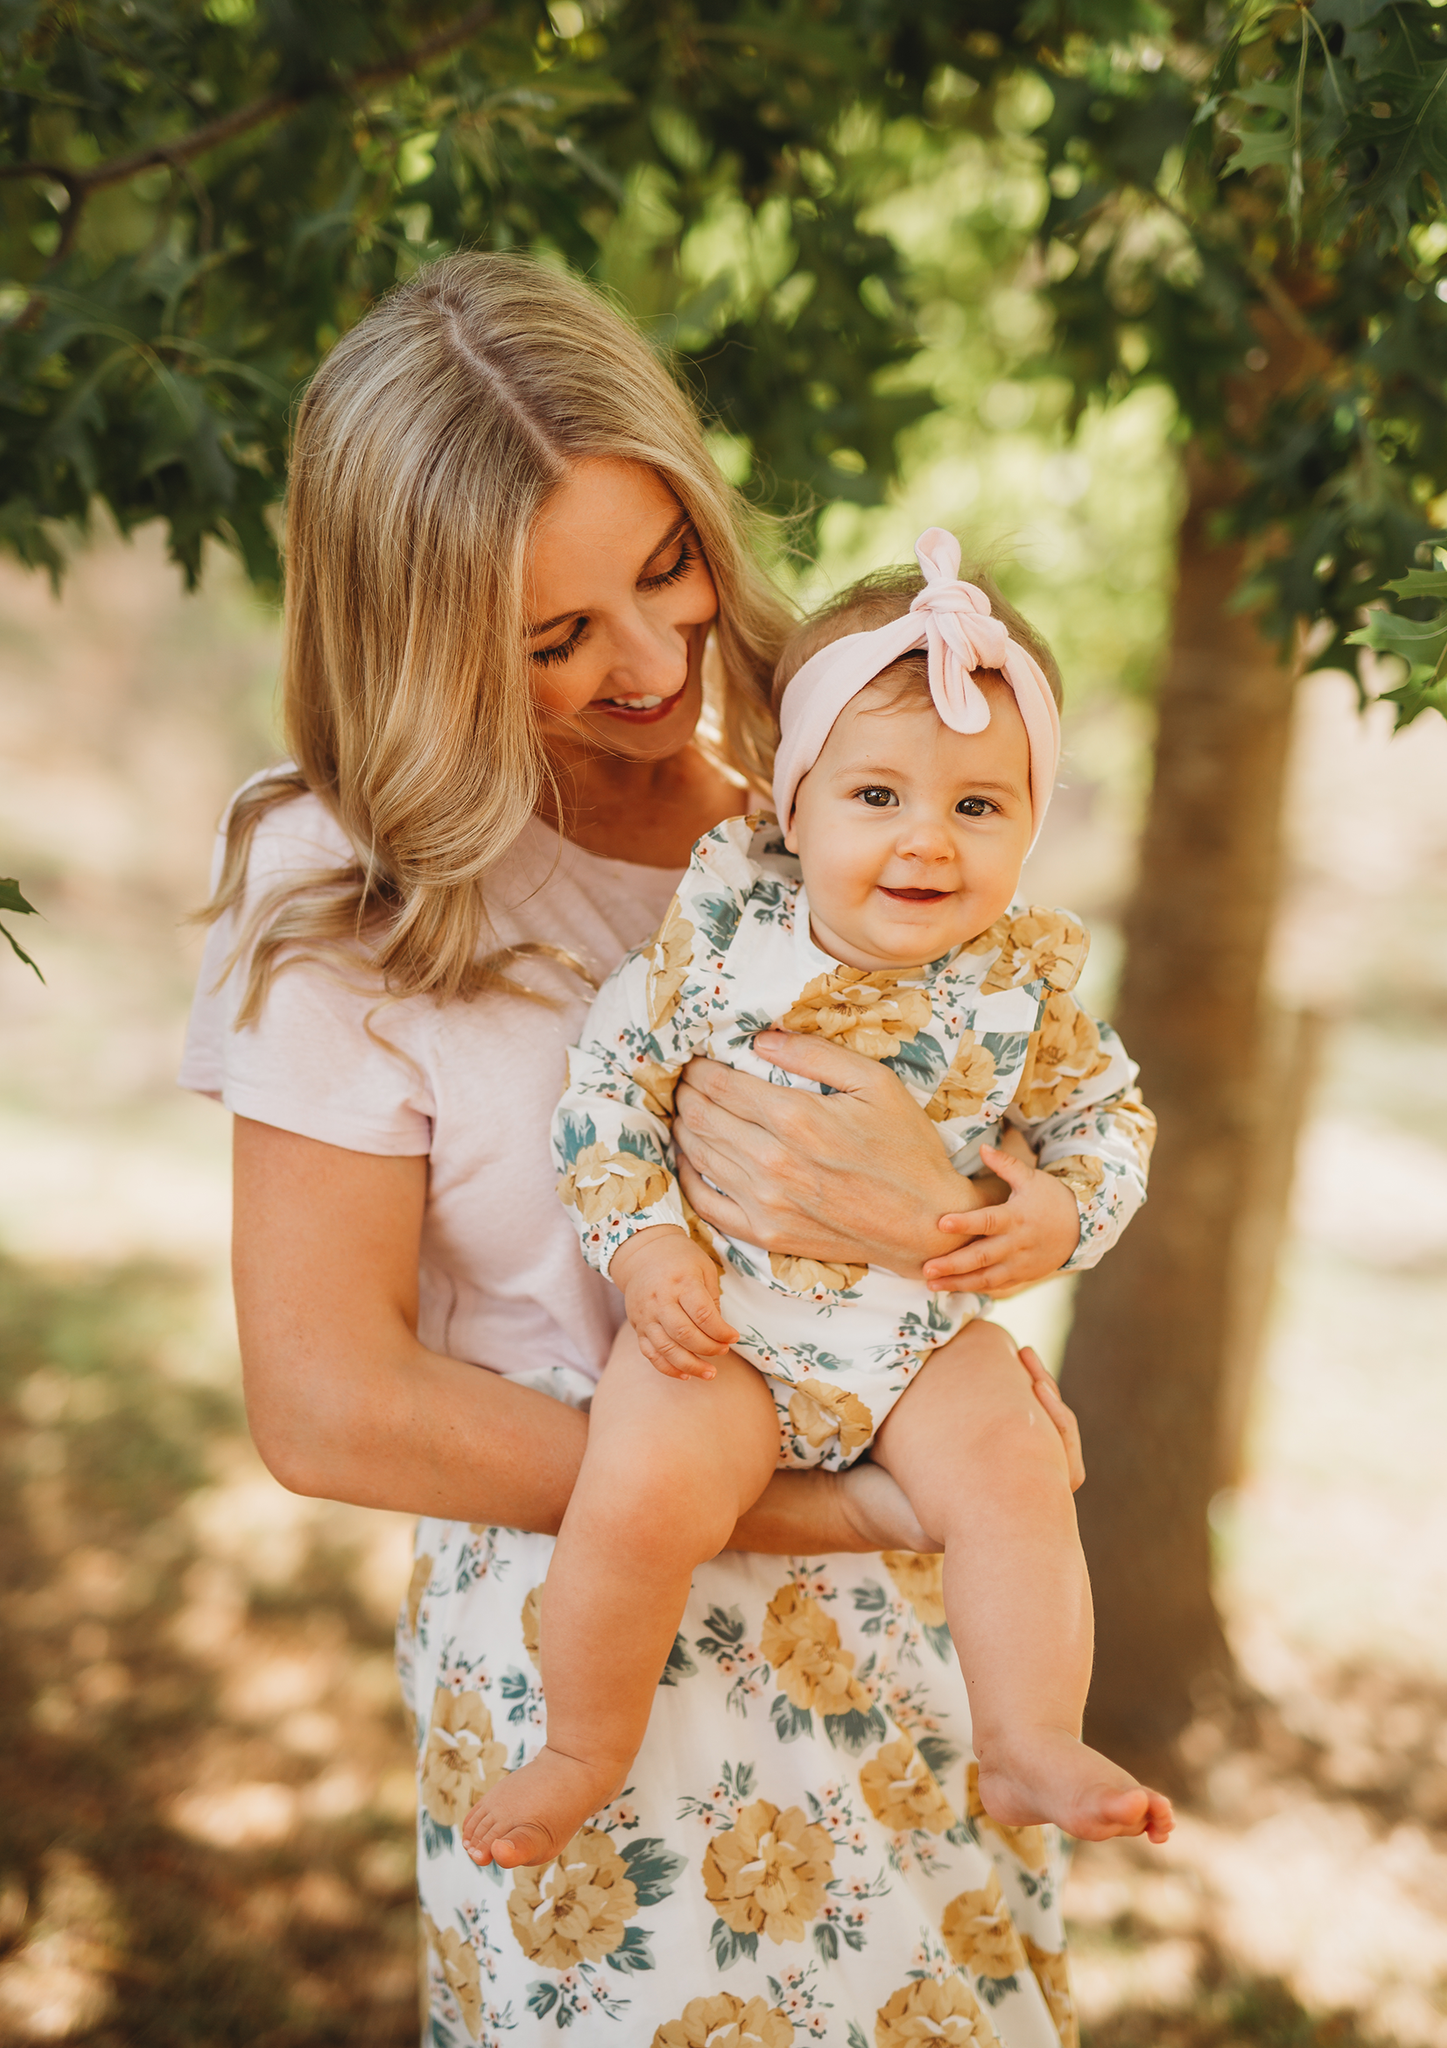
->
<box><xmin>556</xmin><ymin>815</ymin><xmax>1155</xmax><ymax>1469</ymax></box>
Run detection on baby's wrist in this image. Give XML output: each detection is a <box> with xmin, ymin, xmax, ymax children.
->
<box><xmin>607</xmin><ymin>1223</ymin><xmax>691</xmax><ymax>1291</ymax></box>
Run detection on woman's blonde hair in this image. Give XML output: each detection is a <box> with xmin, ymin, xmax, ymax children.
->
<box><xmin>207</xmin><ymin>252</ymin><xmax>792</xmax><ymax>1021</ymax></box>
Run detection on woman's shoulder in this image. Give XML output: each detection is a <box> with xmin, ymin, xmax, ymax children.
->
<box><xmin>220</xmin><ymin>768</ymin><xmax>354</xmax><ymax>890</ymax></box>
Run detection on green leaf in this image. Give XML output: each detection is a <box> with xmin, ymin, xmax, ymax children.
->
<box><xmin>619</xmin><ymin>1838</ymin><xmax>686</xmax><ymax>1908</ymax></box>
<box><xmin>0</xmin><ymin>879</ymin><xmax>38</xmax><ymax>917</ymax></box>
<box><xmin>0</xmin><ymin>923</ymin><xmax>43</xmax><ymax>979</ymax></box>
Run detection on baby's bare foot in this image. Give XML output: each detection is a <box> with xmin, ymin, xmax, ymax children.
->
<box><xmin>976</xmin><ymin>1726</ymin><xmax>1174</xmax><ymax>1844</ymax></box>
<box><xmin>460</xmin><ymin>1745</ymin><xmax>626</xmax><ymax>1870</ymax></box>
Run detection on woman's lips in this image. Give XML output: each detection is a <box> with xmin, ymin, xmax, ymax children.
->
<box><xmin>591</xmin><ymin>688</ymin><xmax>687</xmax><ymax>724</ymax></box>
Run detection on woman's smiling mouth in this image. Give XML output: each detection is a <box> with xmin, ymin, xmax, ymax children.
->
<box><xmin>592</xmin><ymin>687</ymin><xmax>686</xmax><ymax>723</ymax></box>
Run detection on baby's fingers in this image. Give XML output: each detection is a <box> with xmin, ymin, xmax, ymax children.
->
<box><xmin>679</xmin><ymin>1284</ymin><xmax>738</xmax><ymax>1350</ymax></box>
<box><xmin>638</xmin><ymin>1328</ymin><xmax>717</xmax><ymax>1380</ymax></box>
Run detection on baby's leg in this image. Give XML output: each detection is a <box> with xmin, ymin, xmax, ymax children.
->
<box><xmin>872</xmin><ymin>1321</ymin><xmax>1173</xmax><ymax>1844</ymax></box>
<box><xmin>461</xmin><ymin>1324</ymin><xmax>778</xmax><ymax>1869</ymax></box>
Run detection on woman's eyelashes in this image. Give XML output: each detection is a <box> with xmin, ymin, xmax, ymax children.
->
<box><xmin>640</xmin><ymin>532</ymin><xmax>697</xmax><ymax>591</ymax></box>
<box><xmin>531</xmin><ymin>618</ymin><xmax>588</xmax><ymax>667</ymax></box>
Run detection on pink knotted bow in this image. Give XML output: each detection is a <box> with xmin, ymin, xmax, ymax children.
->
<box><xmin>771</xmin><ymin>527</ymin><xmax>1061</xmax><ymax>847</ymax></box>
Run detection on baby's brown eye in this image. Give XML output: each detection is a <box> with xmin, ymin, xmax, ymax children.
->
<box><xmin>956</xmin><ymin>796</ymin><xmax>992</xmax><ymax>817</ymax></box>
<box><xmin>857</xmin><ymin>786</ymin><xmax>897</xmax><ymax>808</ymax></box>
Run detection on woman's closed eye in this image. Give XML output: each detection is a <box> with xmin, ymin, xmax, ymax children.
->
<box><xmin>531</xmin><ymin>618</ymin><xmax>588</xmax><ymax>667</ymax></box>
<box><xmin>641</xmin><ymin>530</ymin><xmax>698</xmax><ymax>591</ymax></box>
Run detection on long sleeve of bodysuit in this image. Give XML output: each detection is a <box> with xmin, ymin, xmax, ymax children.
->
<box><xmin>553</xmin><ymin>817</ymin><xmax>758</xmax><ymax>1277</ymax></box>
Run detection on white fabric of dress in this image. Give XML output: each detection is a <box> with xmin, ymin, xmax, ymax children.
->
<box><xmin>182</xmin><ymin>782</ymin><xmax>1078</xmax><ymax>2048</ymax></box>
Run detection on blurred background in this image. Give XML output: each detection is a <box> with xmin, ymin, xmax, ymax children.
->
<box><xmin>3</xmin><ymin>4</ymin><xmax>1447</xmax><ymax>2044</ymax></box>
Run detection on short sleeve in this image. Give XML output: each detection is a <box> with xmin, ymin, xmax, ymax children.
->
<box><xmin>179</xmin><ymin>788</ymin><xmax>435</xmax><ymax>1156</ymax></box>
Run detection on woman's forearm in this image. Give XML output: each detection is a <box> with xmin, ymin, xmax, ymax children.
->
<box><xmin>244</xmin><ymin>1328</ymin><xmax>590</xmax><ymax>1529</ymax></box>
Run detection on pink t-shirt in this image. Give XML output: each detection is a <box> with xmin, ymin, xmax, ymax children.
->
<box><xmin>180</xmin><ymin>782</ymin><xmax>680</xmax><ymax>1384</ymax></box>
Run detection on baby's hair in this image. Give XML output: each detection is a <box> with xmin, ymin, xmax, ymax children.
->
<box><xmin>771</xmin><ymin>564</ymin><xmax>1063</xmax><ymax>715</ymax></box>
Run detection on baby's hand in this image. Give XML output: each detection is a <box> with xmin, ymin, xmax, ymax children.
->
<box><xmin>923</xmin><ymin>1143</ymin><xmax>1081</xmax><ymax>1295</ymax></box>
<box><xmin>609</xmin><ymin>1226</ymin><xmax>739</xmax><ymax>1381</ymax></box>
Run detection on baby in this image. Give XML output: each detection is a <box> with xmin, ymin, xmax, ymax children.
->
<box><xmin>462</xmin><ymin>528</ymin><xmax>1173</xmax><ymax>1869</ymax></box>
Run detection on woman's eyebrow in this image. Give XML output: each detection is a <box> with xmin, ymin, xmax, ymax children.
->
<box><xmin>525</xmin><ymin>514</ymin><xmax>692</xmax><ymax>638</ymax></box>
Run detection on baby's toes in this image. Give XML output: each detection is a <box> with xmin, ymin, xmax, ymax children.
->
<box><xmin>492</xmin><ymin>1821</ymin><xmax>559</xmax><ymax>1870</ymax></box>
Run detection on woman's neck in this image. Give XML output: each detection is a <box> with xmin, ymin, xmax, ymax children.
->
<box><xmin>537</xmin><ymin>741</ymin><xmax>745</xmax><ymax>868</ymax></box>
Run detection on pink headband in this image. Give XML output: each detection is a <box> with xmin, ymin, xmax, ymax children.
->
<box><xmin>771</xmin><ymin>528</ymin><xmax>1062</xmax><ymax>849</ymax></box>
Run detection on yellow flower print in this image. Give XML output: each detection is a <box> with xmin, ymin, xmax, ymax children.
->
<box><xmin>761</xmin><ymin>1583</ymin><xmax>876</xmax><ymax>1720</ymax></box>
<box><xmin>701</xmin><ymin>1796</ymin><xmax>834</xmax><ymax>1943</ymax></box>
<box><xmin>420</xmin><ymin>1687</ymin><xmax>508</xmax><ymax>1828</ymax></box>
<box><xmin>964</xmin><ymin>1763</ymin><xmax>1049</xmax><ymax>1873</ymax></box>
<box><xmin>681</xmin><ymin>1189</ymin><xmax>725</xmax><ymax>1271</ymax></box>
<box><xmin>941</xmin><ymin>1869</ymin><xmax>1028</xmax><ymax>1981</ymax></box>
<box><xmin>1107</xmin><ymin>1087</ymin><xmax>1158</xmax><ymax>1171</ymax></box>
<box><xmin>520</xmin><ymin>1582</ymin><xmax>543</xmax><ymax>1670</ymax></box>
<box><xmin>1023</xmin><ymin>1936</ymin><xmax>1078</xmax><ymax>2048</ymax></box>
<box><xmin>769</xmin><ymin>1252</ymin><xmax>868</xmax><ymax>1294</ymax></box>
<box><xmin>859</xmin><ymin>1732</ymin><xmax>957</xmax><ymax>1834</ymax></box>
<box><xmin>1041</xmin><ymin>1154</ymin><xmax>1104</xmax><ymax>1205</ymax></box>
<box><xmin>557</xmin><ymin>1140</ymin><xmax>671</xmax><ymax>1224</ymax></box>
<box><xmin>633</xmin><ymin>1056</ymin><xmax>682</xmax><ymax>1120</ymax></box>
<box><xmin>422</xmin><ymin>1910</ymin><xmax>483</xmax><ymax>2040</ymax></box>
<box><xmin>975</xmin><ymin>907</ymin><xmax>1090</xmax><ymax>996</ymax></box>
<box><xmin>779</xmin><ymin>967</ymin><xmax>932</xmax><ymax>1060</ymax></box>
<box><xmin>507</xmin><ymin>1826</ymin><xmax>638</xmax><ymax>1968</ymax></box>
<box><xmin>874</xmin><ymin>1976</ymin><xmax>997</xmax><ymax>2045</ymax></box>
<box><xmin>787</xmin><ymin>1379</ymin><xmax>875</xmax><ymax>1461</ymax></box>
<box><xmin>405</xmin><ymin>1553</ymin><xmax>433</xmax><ymax>1637</ymax></box>
<box><xmin>880</xmin><ymin>1550</ymin><xmax>946</xmax><ymax>1629</ymax></box>
<box><xmin>1015</xmin><ymin>992</ymin><xmax>1111</xmax><ymax>1121</ymax></box>
<box><xmin>647</xmin><ymin>897</ymin><xmax>696</xmax><ymax>1029</ymax></box>
<box><xmin>651</xmin><ymin>1991</ymin><xmax>794</xmax><ymax>2047</ymax></box>
<box><xmin>926</xmin><ymin>1033</ymin><xmax>997</xmax><ymax>1123</ymax></box>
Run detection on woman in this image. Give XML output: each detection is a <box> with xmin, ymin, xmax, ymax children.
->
<box><xmin>183</xmin><ymin>253</ymin><xmax>1082</xmax><ymax>2048</ymax></box>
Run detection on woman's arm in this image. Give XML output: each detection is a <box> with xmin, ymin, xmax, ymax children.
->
<box><xmin>674</xmin><ymin>1030</ymin><xmax>979</xmax><ymax>1280</ymax></box>
<box><xmin>232</xmin><ymin>1115</ymin><xmax>942</xmax><ymax>1550</ymax></box>
<box><xmin>233</xmin><ymin>1117</ymin><xmax>591</xmax><ymax>1528</ymax></box>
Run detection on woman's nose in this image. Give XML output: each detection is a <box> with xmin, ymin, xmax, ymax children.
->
<box><xmin>601</xmin><ymin>605</ymin><xmax>690</xmax><ymax>699</ymax></box>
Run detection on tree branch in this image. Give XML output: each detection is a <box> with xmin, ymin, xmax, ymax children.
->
<box><xmin>0</xmin><ymin>1</ymin><xmax>498</xmax><ymax>196</ymax></box>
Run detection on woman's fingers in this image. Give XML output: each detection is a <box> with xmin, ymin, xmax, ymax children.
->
<box><xmin>751</xmin><ymin>1030</ymin><xmax>893</xmax><ymax>1096</ymax></box>
<box><xmin>675</xmin><ymin>1155</ymin><xmax>755</xmax><ymax>1240</ymax></box>
<box><xmin>1018</xmin><ymin>1345</ymin><xmax>1085</xmax><ymax>1490</ymax></box>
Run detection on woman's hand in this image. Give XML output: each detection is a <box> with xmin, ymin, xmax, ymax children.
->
<box><xmin>1019</xmin><ymin>1344</ymin><xmax>1085</xmax><ymax>1491</ymax></box>
<box><xmin>673</xmin><ymin>1031</ymin><xmax>974</xmax><ymax>1279</ymax></box>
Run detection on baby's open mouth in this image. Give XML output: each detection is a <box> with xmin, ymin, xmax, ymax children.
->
<box><xmin>879</xmin><ymin>886</ymin><xmax>950</xmax><ymax>902</ymax></box>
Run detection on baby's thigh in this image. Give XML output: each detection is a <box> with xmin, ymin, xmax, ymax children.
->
<box><xmin>872</xmin><ymin>1320</ymin><xmax>1066</xmax><ymax>1518</ymax></box>
<box><xmin>589</xmin><ymin>1322</ymin><xmax>779</xmax><ymax>1511</ymax></box>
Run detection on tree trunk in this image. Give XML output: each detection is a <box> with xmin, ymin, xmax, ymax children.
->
<box><xmin>1058</xmin><ymin>445</ymin><xmax>1302</xmax><ymax>1779</ymax></box>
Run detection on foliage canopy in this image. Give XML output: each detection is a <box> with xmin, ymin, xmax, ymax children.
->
<box><xmin>2</xmin><ymin>0</ymin><xmax>1447</xmax><ymax>721</ymax></box>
